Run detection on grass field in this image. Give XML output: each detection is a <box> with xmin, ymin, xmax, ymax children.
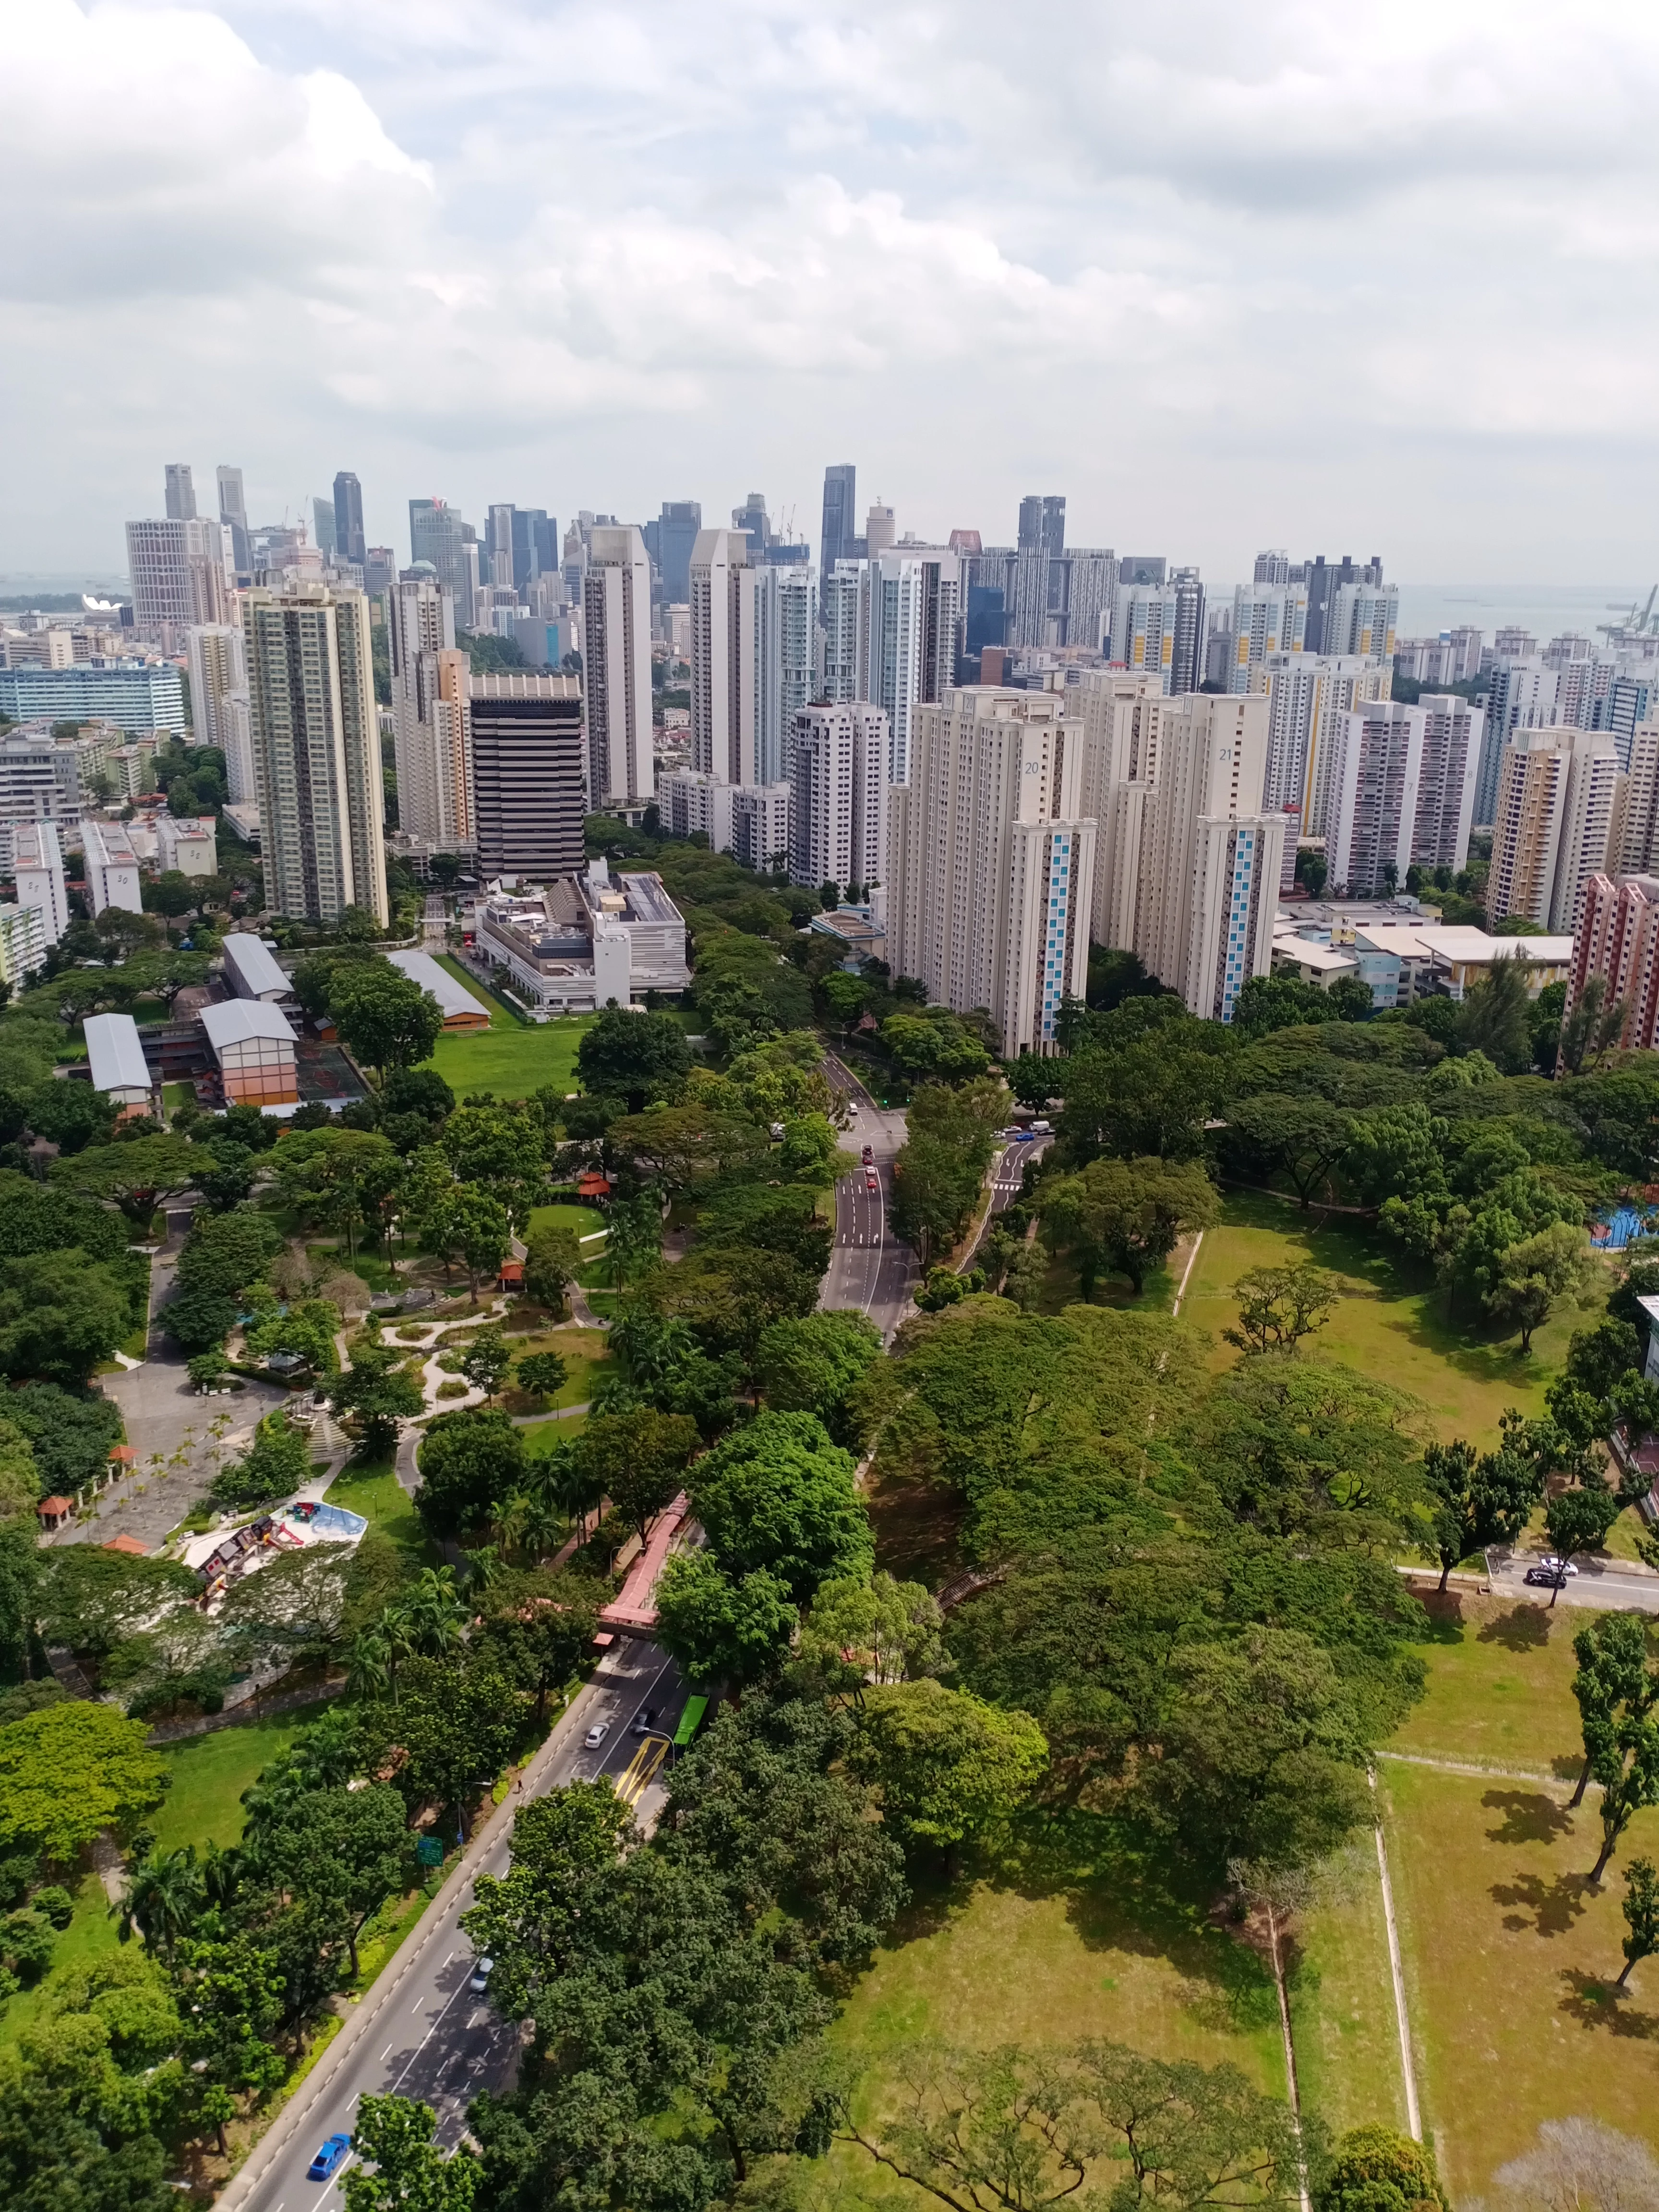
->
<box><xmin>1389</xmin><ymin>1589</ymin><xmax>1595</xmax><ymax>1773</ymax></box>
<box><xmin>500</xmin><ymin>1324</ymin><xmax>612</xmax><ymax>1414</ymax></box>
<box><xmin>526</xmin><ymin>1201</ymin><xmax>606</xmax><ymax>1243</ymax></box>
<box><xmin>0</xmin><ymin>1707</ymin><xmax>324</xmax><ymax>2053</ymax></box>
<box><xmin>422</xmin><ymin>1010</ymin><xmax>593</xmax><ymax>1100</ymax></box>
<box><xmin>1289</xmin><ymin>1839</ymin><xmax>1411</xmax><ymax>2140</ymax></box>
<box><xmin>1382</xmin><ymin>1759</ymin><xmax>1659</xmax><ymax>2203</ymax></box>
<box><xmin>832</xmin><ymin>1815</ymin><xmax>1288</xmax><ymax>2152</ymax></box>
<box><xmin>325</xmin><ymin>1457</ymin><xmax>438</xmax><ymax>1564</ymax></box>
<box><xmin>1182</xmin><ymin>1191</ymin><xmax>1610</xmax><ymax>1446</ymax></box>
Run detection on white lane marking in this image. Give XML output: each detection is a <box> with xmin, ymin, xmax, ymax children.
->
<box><xmin>389</xmin><ymin>1974</ymin><xmax>477</xmax><ymax>2093</ymax></box>
<box><xmin>380</xmin><ymin>2044</ymin><xmax>393</xmax><ymax>2060</ymax></box>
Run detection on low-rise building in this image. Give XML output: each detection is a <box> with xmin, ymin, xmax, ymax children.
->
<box><xmin>0</xmin><ymin>904</ymin><xmax>46</xmax><ymax>987</ymax></box>
<box><xmin>198</xmin><ymin>999</ymin><xmax>299</xmax><ymax>1108</ymax></box>
<box><xmin>0</xmin><ymin>659</ymin><xmax>186</xmax><ymax>734</ymax></box>
<box><xmin>468</xmin><ymin>861</ymin><xmax>687</xmax><ymax>1018</ymax></box>
<box><xmin>387</xmin><ymin>948</ymin><xmax>490</xmax><ymax>1029</ymax></box>
<box><xmin>82</xmin><ymin>818</ymin><xmax>143</xmax><ymax>917</ymax></box>
<box><xmin>84</xmin><ymin>1011</ymin><xmax>155</xmax><ymax>1114</ymax></box>
<box><xmin>1270</xmin><ymin>933</ymin><xmax>1361</xmax><ymax>990</ymax></box>
<box><xmin>12</xmin><ymin>820</ymin><xmax>68</xmax><ymax>945</ymax></box>
<box><xmin>221</xmin><ymin>933</ymin><xmax>291</xmax><ymax>1002</ymax></box>
<box><xmin>155</xmin><ymin>814</ymin><xmax>217</xmax><ymax>878</ymax></box>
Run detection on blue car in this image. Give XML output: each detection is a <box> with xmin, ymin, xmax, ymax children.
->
<box><xmin>308</xmin><ymin>2135</ymin><xmax>352</xmax><ymax>2181</ymax></box>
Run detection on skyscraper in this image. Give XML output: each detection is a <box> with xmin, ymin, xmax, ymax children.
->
<box><xmin>388</xmin><ymin>573</ymin><xmax>466</xmax><ymax>855</ymax></box>
<box><xmin>216</xmin><ymin>466</ymin><xmax>250</xmax><ymax>574</ymax></box>
<box><xmin>408</xmin><ymin>499</ymin><xmax>469</xmax><ymax>607</ymax></box>
<box><xmin>583</xmin><ymin>525</ymin><xmax>654</xmax><ymax>809</ymax></box>
<box><xmin>333</xmin><ymin>473</ymin><xmax>366</xmax><ymax>568</ymax></box>
<box><xmin>1169</xmin><ymin>567</ymin><xmax>1206</xmax><ymax>695</ymax></box>
<box><xmin>240</xmin><ymin>582</ymin><xmax>387</xmax><ymax>926</ymax></box>
<box><xmin>1487</xmin><ymin>732</ymin><xmax>1568</xmax><ymax>930</ymax></box>
<box><xmin>1550</xmin><ymin>731</ymin><xmax>1620</xmax><ymax>934</ymax></box>
<box><xmin>1474</xmin><ymin>658</ymin><xmax>1560</xmax><ymax>826</ymax></box>
<box><xmin>510</xmin><ymin>509</ymin><xmax>556</xmax><ymax>594</ymax></box>
<box><xmin>1322</xmin><ymin>582</ymin><xmax>1399</xmax><ymax>664</ymax></box>
<box><xmin>656</xmin><ymin>502</ymin><xmax>703</xmax><ymax>604</ymax></box>
<box><xmin>1412</xmin><ymin>695</ymin><xmax>1482</xmax><ymax>876</ymax></box>
<box><xmin>1566</xmin><ymin>873</ymin><xmax>1659</xmax><ymax>1054</ymax></box>
<box><xmin>689</xmin><ymin>529</ymin><xmax>749</xmax><ymax>783</ymax></box>
<box><xmin>1227</xmin><ymin>583</ymin><xmax>1308</xmax><ymax>693</ymax></box>
<box><xmin>1302</xmin><ymin>554</ymin><xmax>1384</xmax><ymax>655</ymax></box>
<box><xmin>886</xmin><ymin>686</ymin><xmax>1096</xmax><ymax>1058</ymax></box>
<box><xmin>1325</xmin><ymin>702</ymin><xmax>1423</xmax><ymax>896</ymax></box>
<box><xmin>186</xmin><ymin>624</ymin><xmax>246</xmax><ymax>756</ymax></box>
<box><xmin>789</xmin><ymin>702</ymin><xmax>888</xmax><ymax>893</ymax></box>
<box><xmin>165</xmin><ymin>464</ymin><xmax>197</xmax><ymax>521</ymax></box>
<box><xmin>862</xmin><ymin>547</ymin><xmax>958</xmax><ymax>782</ymax></box>
<box><xmin>126</xmin><ymin>517</ymin><xmax>235</xmax><ymax>642</ymax></box>
<box><xmin>820</xmin><ymin>465</ymin><xmax>857</xmax><ymax>579</ymax></box>
<box><xmin>469</xmin><ymin>675</ymin><xmax>585</xmax><ymax>881</ymax></box>
<box><xmin>313</xmin><ymin>497</ymin><xmax>337</xmax><ymax>563</ymax></box>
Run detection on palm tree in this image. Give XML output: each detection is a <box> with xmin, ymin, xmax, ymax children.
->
<box><xmin>517</xmin><ymin>1490</ymin><xmax>565</xmax><ymax>1564</ymax></box>
<box><xmin>347</xmin><ymin>1625</ymin><xmax>392</xmax><ymax>1705</ymax></box>
<box><xmin>402</xmin><ymin>1568</ymin><xmax>466</xmax><ymax>1657</ymax></box>
<box><xmin>290</xmin><ymin>1706</ymin><xmax>362</xmax><ymax>1790</ymax></box>
<box><xmin>493</xmin><ymin>1491</ymin><xmax>530</xmax><ymax>1562</ymax></box>
<box><xmin>550</xmin><ymin>1449</ymin><xmax>605</xmax><ymax>1549</ymax></box>
<box><xmin>114</xmin><ymin>1845</ymin><xmax>204</xmax><ymax>1957</ymax></box>
<box><xmin>460</xmin><ymin>1544</ymin><xmax>503</xmax><ymax>1597</ymax></box>
<box><xmin>200</xmin><ymin>1840</ymin><xmax>244</xmax><ymax>1915</ymax></box>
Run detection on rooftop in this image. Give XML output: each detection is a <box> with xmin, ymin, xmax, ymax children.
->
<box><xmin>199</xmin><ymin>999</ymin><xmax>298</xmax><ymax>1050</ymax></box>
<box><xmin>387</xmin><ymin>948</ymin><xmax>490</xmax><ymax>1022</ymax></box>
<box><xmin>84</xmin><ymin>1011</ymin><xmax>152</xmax><ymax>1094</ymax></box>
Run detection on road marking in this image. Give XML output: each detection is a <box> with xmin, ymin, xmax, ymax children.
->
<box><xmin>380</xmin><ymin>2044</ymin><xmax>394</xmax><ymax>2060</ymax></box>
<box><xmin>389</xmin><ymin>1975</ymin><xmax>477</xmax><ymax>2092</ymax></box>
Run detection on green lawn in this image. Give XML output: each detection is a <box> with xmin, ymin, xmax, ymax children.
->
<box><xmin>526</xmin><ymin>1201</ymin><xmax>607</xmax><ymax>1243</ymax></box>
<box><xmin>423</xmin><ymin>1013</ymin><xmax>593</xmax><ymax>1100</ymax></box>
<box><xmin>325</xmin><ymin>1458</ymin><xmax>437</xmax><ymax>1564</ymax></box>
<box><xmin>830</xmin><ymin>1814</ymin><xmax>1286</xmax><ymax>2171</ymax></box>
<box><xmin>1388</xmin><ymin>1588</ymin><xmax>1598</xmax><ymax>1774</ymax></box>
<box><xmin>1183</xmin><ymin>1191</ymin><xmax>1608</xmax><ymax>1446</ymax></box>
<box><xmin>1289</xmin><ymin>1841</ymin><xmax>1411</xmax><ymax>2141</ymax></box>
<box><xmin>500</xmin><ymin>1325</ymin><xmax>612</xmax><ymax>1414</ymax></box>
<box><xmin>521</xmin><ymin>1410</ymin><xmax>590</xmax><ymax>1453</ymax></box>
<box><xmin>0</xmin><ymin>1707</ymin><xmax>325</xmax><ymax>2054</ymax></box>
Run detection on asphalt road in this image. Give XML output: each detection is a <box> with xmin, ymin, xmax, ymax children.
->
<box><xmin>820</xmin><ymin>1051</ymin><xmax>916</xmax><ymax>1342</ymax></box>
<box><xmin>958</xmin><ymin>1136</ymin><xmax>1048</xmax><ymax>1272</ymax></box>
<box><xmin>1486</xmin><ymin>1547</ymin><xmax>1659</xmax><ymax>1615</ymax></box>
<box><xmin>222</xmin><ymin>1640</ymin><xmax>688</xmax><ymax>2212</ymax></box>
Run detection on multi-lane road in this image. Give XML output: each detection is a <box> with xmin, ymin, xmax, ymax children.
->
<box><xmin>820</xmin><ymin>1051</ymin><xmax>916</xmax><ymax>1341</ymax></box>
<box><xmin>220</xmin><ymin>1640</ymin><xmax>688</xmax><ymax>2212</ymax></box>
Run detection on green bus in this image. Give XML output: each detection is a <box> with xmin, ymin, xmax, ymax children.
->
<box><xmin>672</xmin><ymin>1694</ymin><xmax>709</xmax><ymax>1751</ymax></box>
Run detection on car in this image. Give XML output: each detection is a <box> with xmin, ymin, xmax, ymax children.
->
<box><xmin>469</xmin><ymin>1956</ymin><xmax>494</xmax><ymax>1995</ymax></box>
<box><xmin>861</xmin><ymin>1145</ymin><xmax>874</xmax><ymax>1163</ymax></box>
<box><xmin>847</xmin><ymin>1100</ymin><xmax>858</xmax><ymax>1114</ymax></box>
<box><xmin>307</xmin><ymin>2136</ymin><xmax>351</xmax><ymax>2181</ymax></box>
<box><xmin>584</xmin><ymin>1721</ymin><xmax>610</xmax><ymax>1749</ymax></box>
<box><xmin>1524</xmin><ymin>1566</ymin><xmax>1569</xmax><ymax>1589</ymax></box>
<box><xmin>866</xmin><ymin>1174</ymin><xmax>878</xmax><ymax>1193</ymax></box>
<box><xmin>631</xmin><ymin>1707</ymin><xmax>659</xmax><ymax>1735</ymax></box>
<box><xmin>1539</xmin><ymin>1555</ymin><xmax>1580</xmax><ymax>1575</ymax></box>
<box><xmin>1010</xmin><ymin>1128</ymin><xmax>1035</xmax><ymax>1141</ymax></box>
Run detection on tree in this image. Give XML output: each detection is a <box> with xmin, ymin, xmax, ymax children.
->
<box><xmin>436</xmin><ymin>1185</ymin><xmax>511</xmax><ymax>1295</ymax></box>
<box><xmin>849</xmin><ymin>1679</ymin><xmax>1047</xmax><ymax>1851</ymax></box>
<box><xmin>754</xmin><ymin>1310</ymin><xmax>883</xmax><ymax>1442</ymax></box>
<box><xmin>689</xmin><ymin>1410</ymin><xmax>872</xmax><ymax>1600</ymax></box>
<box><xmin>1559</xmin><ymin>974</ymin><xmax>1631</xmax><ymax>1074</ymax></box>
<box><xmin>331</xmin><ymin>1343</ymin><xmax>425</xmax><ymax>1457</ymax></box>
<box><xmin>345</xmin><ymin>2095</ymin><xmax>480</xmax><ymax>2212</ymax></box>
<box><xmin>1587</xmin><ymin>1680</ymin><xmax>1659</xmax><ymax>1885</ymax></box>
<box><xmin>416</xmin><ymin>1409</ymin><xmax>527</xmax><ymax>1541</ymax></box>
<box><xmin>572</xmin><ymin>1408</ymin><xmax>698</xmax><ymax>1545</ymax></box>
<box><xmin>394</xmin><ymin>1655</ymin><xmax>525</xmax><ymax>1814</ymax></box>
<box><xmin>1224</xmin><ymin>1265</ymin><xmax>1338</xmax><ymax>1357</ymax></box>
<box><xmin>1316</xmin><ymin>2126</ymin><xmax>1449</xmax><ymax>2212</ymax></box>
<box><xmin>522</xmin><ymin>1222</ymin><xmax>580</xmax><ymax>1314</ymax></box>
<box><xmin>0</xmin><ymin>1701</ymin><xmax>165</xmax><ymax>1864</ymax></box>
<box><xmin>837</xmin><ymin>2039</ymin><xmax>1305</xmax><ymax>2212</ymax></box>
<box><xmin>576</xmin><ymin>1003</ymin><xmax>692</xmax><ymax>1109</ymax></box>
<box><xmin>212</xmin><ymin>1410</ymin><xmax>314</xmax><ymax>1512</ymax></box>
<box><xmin>1455</xmin><ymin>954</ymin><xmax>1534</xmax><ymax>1071</ymax></box>
<box><xmin>1487</xmin><ymin>1221</ymin><xmax>1597</xmax><ymax>1353</ymax></box>
<box><xmin>1420</xmin><ymin>1428</ymin><xmax>1545</xmax><ymax>1591</ymax></box>
<box><xmin>1057</xmin><ymin>1038</ymin><xmax>1226</xmax><ymax>1163</ymax></box>
<box><xmin>115</xmin><ymin>1844</ymin><xmax>204</xmax><ymax>1958</ymax></box>
<box><xmin>800</xmin><ymin>1574</ymin><xmax>946</xmax><ymax>1692</ymax></box>
<box><xmin>1036</xmin><ymin>1155</ymin><xmax>1220</xmax><ymax>1296</ymax></box>
<box><xmin>474</xmin><ymin>1568</ymin><xmax>600</xmax><ymax>1722</ymax></box>
<box><xmin>653</xmin><ymin>1551</ymin><xmax>798</xmax><ymax>1684</ymax></box>
<box><xmin>881</xmin><ymin>1011</ymin><xmax>991</xmax><ymax>1083</ymax></box>
<box><xmin>459</xmin><ymin>1324</ymin><xmax>513</xmax><ymax>1402</ymax></box>
<box><xmin>331</xmin><ymin>964</ymin><xmax>445</xmax><ymax>1079</ymax></box>
<box><xmin>1617</xmin><ymin>1857</ymin><xmax>1659</xmax><ymax>1988</ymax></box>
<box><xmin>50</xmin><ymin>1132</ymin><xmax>203</xmax><ymax>1225</ymax></box>
<box><xmin>1494</xmin><ymin>2119</ymin><xmax>1659</xmax><ymax>2212</ymax></box>
<box><xmin>1225</xmin><ymin>1094</ymin><xmax>1355</xmax><ymax>1209</ymax></box>
<box><xmin>605</xmin><ymin>1191</ymin><xmax>663</xmax><ymax>1289</ymax></box>
<box><xmin>1570</xmin><ymin>1613</ymin><xmax>1655</xmax><ymax>1809</ymax></box>
<box><xmin>0</xmin><ymin>1249</ymin><xmax>132</xmax><ymax>1385</ymax></box>
<box><xmin>254</xmin><ymin>1784</ymin><xmax>411</xmax><ymax>1976</ymax></box>
<box><xmin>1542</xmin><ymin>1483</ymin><xmax>1621</xmax><ymax>1601</ymax></box>
<box><xmin>513</xmin><ymin>1350</ymin><xmax>567</xmax><ymax>1404</ymax></box>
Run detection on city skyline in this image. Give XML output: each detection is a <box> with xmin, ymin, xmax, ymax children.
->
<box><xmin>10</xmin><ymin>2</ymin><xmax>1659</xmax><ymax>581</ymax></box>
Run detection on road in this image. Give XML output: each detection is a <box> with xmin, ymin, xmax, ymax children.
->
<box><xmin>1485</xmin><ymin>1547</ymin><xmax>1659</xmax><ymax>1615</ymax></box>
<box><xmin>958</xmin><ymin>1136</ymin><xmax>1047</xmax><ymax>1273</ymax></box>
<box><xmin>820</xmin><ymin>1051</ymin><xmax>915</xmax><ymax>1342</ymax></box>
<box><xmin>222</xmin><ymin>1640</ymin><xmax>689</xmax><ymax>2212</ymax></box>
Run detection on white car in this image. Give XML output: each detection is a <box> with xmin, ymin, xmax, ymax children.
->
<box><xmin>584</xmin><ymin>1721</ymin><xmax>610</xmax><ymax>1748</ymax></box>
<box><xmin>469</xmin><ymin>1957</ymin><xmax>493</xmax><ymax>1995</ymax></box>
<box><xmin>1539</xmin><ymin>1555</ymin><xmax>1580</xmax><ymax>1576</ymax></box>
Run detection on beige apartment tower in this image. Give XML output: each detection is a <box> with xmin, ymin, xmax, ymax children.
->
<box><xmin>583</xmin><ymin>525</ymin><xmax>654</xmax><ymax>807</ymax></box>
<box><xmin>1487</xmin><ymin>733</ymin><xmax>1568</xmax><ymax>930</ymax></box>
<box><xmin>886</xmin><ymin>687</ymin><xmax>1095</xmax><ymax>1058</ymax></box>
<box><xmin>240</xmin><ymin>583</ymin><xmax>388</xmax><ymax>927</ymax></box>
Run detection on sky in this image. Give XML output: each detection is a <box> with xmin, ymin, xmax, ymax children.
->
<box><xmin>6</xmin><ymin>0</ymin><xmax>1659</xmax><ymax>591</ymax></box>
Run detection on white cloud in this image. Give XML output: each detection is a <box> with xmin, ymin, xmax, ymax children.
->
<box><xmin>6</xmin><ymin>0</ymin><xmax>1659</xmax><ymax>578</ymax></box>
